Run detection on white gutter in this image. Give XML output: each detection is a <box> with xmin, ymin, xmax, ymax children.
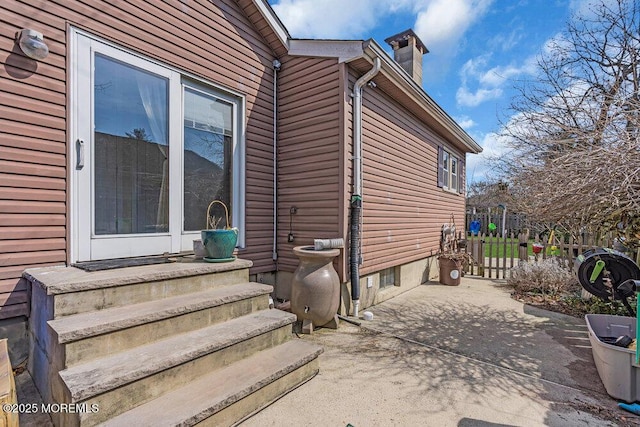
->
<box><xmin>353</xmin><ymin>58</ymin><xmax>381</xmax><ymax>195</ymax></box>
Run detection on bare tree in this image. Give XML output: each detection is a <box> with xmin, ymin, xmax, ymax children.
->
<box><xmin>497</xmin><ymin>0</ymin><xmax>640</xmax><ymax>246</ymax></box>
<box><xmin>466</xmin><ymin>180</ymin><xmax>511</xmax><ymax>210</ymax></box>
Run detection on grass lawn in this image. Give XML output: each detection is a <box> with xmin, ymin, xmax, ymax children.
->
<box><xmin>467</xmin><ymin>235</ymin><xmax>535</xmax><ymax>259</ymax></box>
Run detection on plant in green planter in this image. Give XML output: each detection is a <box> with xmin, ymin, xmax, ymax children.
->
<box><xmin>201</xmin><ymin>200</ymin><xmax>238</xmax><ymax>262</ymax></box>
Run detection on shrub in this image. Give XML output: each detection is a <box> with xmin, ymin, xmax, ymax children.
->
<box><xmin>508</xmin><ymin>258</ymin><xmax>578</xmax><ymax>296</ymax></box>
<box><xmin>562</xmin><ymin>294</ymin><xmax>637</xmax><ymax>317</ymax></box>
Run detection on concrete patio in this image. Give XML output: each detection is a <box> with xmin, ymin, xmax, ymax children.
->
<box><xmin>240</xmin><ymin>276</ymin><xmax>639</xmax><ymax>427</ymax></box>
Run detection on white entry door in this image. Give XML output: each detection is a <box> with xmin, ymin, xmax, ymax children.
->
<box><xmin>72</xmin><ymin>30</ymin><xmax>244</xmax><ymax>262</ymax></box>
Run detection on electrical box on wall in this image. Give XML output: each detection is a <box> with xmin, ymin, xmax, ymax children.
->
<box><xmin>367</xmin><ymin>276</ymin><xmax>373</xmax><ymax>288</ymax></box>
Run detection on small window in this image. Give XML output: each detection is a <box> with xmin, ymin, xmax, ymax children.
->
<box><xmin>451</xmin><ymin>157</ymin><xmax>458</xmax><ymax>192</ymax></box>
<box><xmin>438</xmin><ymin>147</ymin><xmax>464</xmax><ymax>194</ymax></box>
<box><xmin>442</xmin><ymin>151</ymin><xmax>449</xmax><ymax>188</ymax></box>
<box><xmin>379</xmin><ymin>267</ymin><xmax>398</xmax><ymax>289</ymax></box>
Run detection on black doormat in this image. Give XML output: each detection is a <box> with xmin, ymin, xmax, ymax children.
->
<box><xmin>72</xmin><ymin>257</ymin><xmax>173</xmax><ymax>272</ymax></box>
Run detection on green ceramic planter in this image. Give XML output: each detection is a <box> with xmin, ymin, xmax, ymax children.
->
<box><xmin>201</xmin><ymin>229</ymin><xmax>238</xmax><ymax>260</ymax></box>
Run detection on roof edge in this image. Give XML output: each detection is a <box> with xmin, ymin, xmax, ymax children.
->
<box><xmin>251</xmin><ymin>0</ymin><xmax>481</xmax><ymax>155</ymax></box>
<box><xmin>253</xmin><ymin>0</ymin><xmax>290</xmax><ymax>50</ymax></box>
<box><xmin>361</xmin><ymin>40</ymin><xmax>482</xmax><ymax>154</ymax></box>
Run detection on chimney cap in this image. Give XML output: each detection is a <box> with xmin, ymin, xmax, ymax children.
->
<box><xmin>384</xmin><ymin>29</ymin><xmax>428</xmax><ymax>54</ymax></box>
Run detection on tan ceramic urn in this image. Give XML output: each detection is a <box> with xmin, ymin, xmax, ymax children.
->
<box><xmin>290</xmin><ymin>246</ymin><xmax>340</xmax><ymax>332</ymax></box>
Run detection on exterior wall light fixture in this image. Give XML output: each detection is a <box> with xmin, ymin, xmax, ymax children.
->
<box><xmin>16</xmin><ymin>29</ymin><xmax>49</xmax><ymax>60</ymax></box>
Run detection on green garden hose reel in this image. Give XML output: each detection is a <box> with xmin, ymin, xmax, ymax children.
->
<box><xmin>589</xmin><ymin>259</ymin><xmax>606</xmax><ymax>283</ymax></box>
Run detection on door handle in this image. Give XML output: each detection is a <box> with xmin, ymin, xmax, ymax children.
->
<box><xmin>76</xmin><ymin>139</ymin><xmax>85</xmax><ymax>169</ymax></box>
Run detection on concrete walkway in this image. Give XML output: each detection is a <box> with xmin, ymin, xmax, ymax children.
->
<box><xmin>241</xmin><ymin>277</ymin><xmax>640</xmax><ymax>427</ymax></box>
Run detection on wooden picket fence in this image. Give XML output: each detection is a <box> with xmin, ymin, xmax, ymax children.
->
<box><xmin>465</xmin><ymin>211</ymin><xmax>526</xmax><ymax>236</ymax></box>
<box><xmin>462</xmin><ymin>230</ymin><xmax>640</xmax><ymax>279</ymax></box>
<box><xmin>463</xmin><ymin>232</ymin><xmax>528</xmax><ymax>279</ymax></box>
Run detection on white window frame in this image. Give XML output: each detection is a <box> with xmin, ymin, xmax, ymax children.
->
<box><xmin>442</xmin><ymin>151</ymin><xmax>450</xmax><ymax>189</ymax></box>
<box><xmin>70</xmin><ymin>28</ymin><xmax>246</xmax><ymax>262</ymax></box>
<box><xmin>441</xmin><ymin>148</ymin><xmax>461</xmax><ymax>194</ymax></box>
<box><xmin>451</xmin><ymin>156</ymin><xmax>458</xmax><ymax>192</ymax></box>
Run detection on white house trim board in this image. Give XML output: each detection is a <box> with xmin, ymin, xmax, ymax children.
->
<box><xmin>288</xmin><ymin>39</ymin><xmax>364</xmax><ymax>63</ymax></box>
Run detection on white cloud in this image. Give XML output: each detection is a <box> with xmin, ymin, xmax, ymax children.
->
<box><xmin>455</xmin><ymin>115</ymin><xmax>476</xmax><ymax>130</ymax></box>
<box><xmin>456</xmin><ymin>86</ymin><xmax>502</xmax><ymax>107</ymax></box>
<box><xmin>479</xmin><ymin>64</ymin><xmax>526</xmax><ymax>86</ymax></box>
<box><xmin>413</xmin><ymin>0</ymin><xmax>494</xmax><ymax>81</ymax></box>
<box><xmin>270</xmin><ymin>0</ymin><xmax>379</xmax><ymax>39</ymax></box>
<box><xmin>488</xmin><ymin>29</ymin><xmax>522</xmax><ymax>52</ymax></box>
<box><xmin>456</xmin><ymin>54</ymin><xmax>537</xmax><ymax>107</ymax></box>
<box><xmin>569</xmin><ymin>0</ymin><xmax>619</xmax><ymax>16</ymax></box>
<box><xmin>413</xmin><ymin>0</ymin><xmax>493</xmax><ymax>55</ymax></box>
<box><xmin>270</xmin><ymin>0</ymin><xmax>493</xmax><ymax>52</ymax></box>
<box><xmin>465</xmin><ymin>131</ymin><xmax>510</xmax><ymax>183</ymax></box>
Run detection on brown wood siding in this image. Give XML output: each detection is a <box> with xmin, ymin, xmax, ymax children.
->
<box><xmin>356</xmin><ymin>70</ymin><xmax>466</xmax><ymax>276</ymax></box>
<box><xmin>0</xmin><ymin>0</ymin><xmax>283</xmax><ymax>318</ymax></box>
<box><xmin>339</xmin><ymin>64</ymin><xmax>353</xmax><ymax>281</ymax></box>
<box><xmin>276</xmin><ymin>56</ymin><xmax>342</xmax><ymax>274</ymax></box>
<box><xmin>237</xmin><ymin>0</ymin><xmax>288</xmax><ymax>58</ymax></box>
<box><xmin>1</xmin><ymin>0</ymin><xmax>67</xmax><ymax>319</ymax></box>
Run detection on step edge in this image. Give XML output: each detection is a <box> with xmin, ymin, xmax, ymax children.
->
<box><xmin>232</xmin><ymin>368</ymin><xmax>319</xmax><ymax>427</ymax></box>
<box><xmin>50</xmin><ymin>283</ymin><xmax>273</xmax><ymax>343</ymax></box>
<box><xmin>60</xmin><ymin>310</ymin><xmax>298</xmax><ymax>401</ymax></box>
<box><xmin>95</xmin><ymin>340</ymin><xmax>323</xmax><ymax>427</ymax></box>
<box><xmin>182</xmin><ymin>344</ymin><xmax>323</xmax><ymax>426</ymax></box>
<box><xmin>24</xmin><ymin>259</ymin><xmax>253</xmax><ymax>295</ymax></box>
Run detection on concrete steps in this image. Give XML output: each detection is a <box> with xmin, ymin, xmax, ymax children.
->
<box><xmin>25</xmin><ymin>261</ymin><xmax>254</xmax><ymax>318</ymax></box>
<box><xmin>49</xmin><ymin>282</ymin><xmax>273</xmax><ymax>365</ymax></box>
<box><xmin>25</xmin><ymin>260</ymin><xmax>323</xmax><ymax>426</ymax></box>
<box><xmin>98</xmin><ymin>340</ymin><xmax>322</xmax><ymax>427</ymax></box>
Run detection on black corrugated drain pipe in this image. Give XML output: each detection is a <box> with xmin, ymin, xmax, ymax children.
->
<box><xmin>350</xmin><ymin>195</ymin><xmax>362</xmax><ymax>311</ymax></box>
<box><xmin>350</xmin><ymin>57</ymin><xmax>381</xmax><ymax>317</ymax></box>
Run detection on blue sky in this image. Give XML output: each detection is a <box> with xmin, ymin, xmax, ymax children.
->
<box><xmin>267</xmin><ymin>0</ymin><xmax>588</xmax><ymax>184</ymax></box>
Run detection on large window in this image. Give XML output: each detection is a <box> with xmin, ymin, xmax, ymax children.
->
<box><xmin>438</xmin><ymin>147</ymin><xmax>464</xmax><ymax>194</ymax></box>
<box><xmin>72</xmin><ymin>30</ymin><xmax>245</xmax><ymax>261</ymax></box>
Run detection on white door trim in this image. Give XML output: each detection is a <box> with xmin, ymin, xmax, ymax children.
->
<box><xmin>70</xmin><ymin>28</ymin><xmax>246</xmax><ymax>262</ymax></box>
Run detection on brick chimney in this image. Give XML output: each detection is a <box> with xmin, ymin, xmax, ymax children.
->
<box><xmin>384</xmin><ymin>29</ymin><xmax>428</xmax><ymax>85</ymax></box>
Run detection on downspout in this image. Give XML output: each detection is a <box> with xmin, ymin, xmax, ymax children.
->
<box><xmin>272</xmin><ymin>59</ymin><xmax>282</xmax><ymax>261</ymax></box>
<box><xmin>350</xmin><ymin>57</ymin><xmax>381</xmax><ymax>317</ymax></box>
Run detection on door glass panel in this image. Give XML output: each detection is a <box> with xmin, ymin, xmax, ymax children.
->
<box><xmin>183</xmin><ymin>87</ymin><xmax>233</xmax><ymax>231</ymax></box>
<box><xmin>94</xmin><ymin>54</ymin><xmax>169</xmax><ymax>235</ymax></box>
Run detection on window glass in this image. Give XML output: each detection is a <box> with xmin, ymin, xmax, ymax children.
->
<box><xmin>94</xmin><ymin>54</ymin><xmax>169</xmax><ymax>235</ymax></box>
<box><xmin>451</xmin><ymin>157</ymin><xmax>458</xmax><ymax>192</ymax></box>
<box><xmin>74</xmin><ymin>31</ymin><xmax>245</xmax><ymax>261</ymax></box>
<box><xmin>441</xmin><ymin>148</ymin><xmax>462</xmax><ymax>193</ymax></box>
<box><xmin>379</xmin><ymin>267</ymin><xmax>396</xmax><ymax>289</ymax></box>
<box><xmin>183</xmin><ymin>88</ymin><xmax>233</xmax><ymax>231</ymax></box>
<box><xmin>443</xmin><ymin>151</ymin><xmax>450</xmax><ymax>188</ymax></box>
